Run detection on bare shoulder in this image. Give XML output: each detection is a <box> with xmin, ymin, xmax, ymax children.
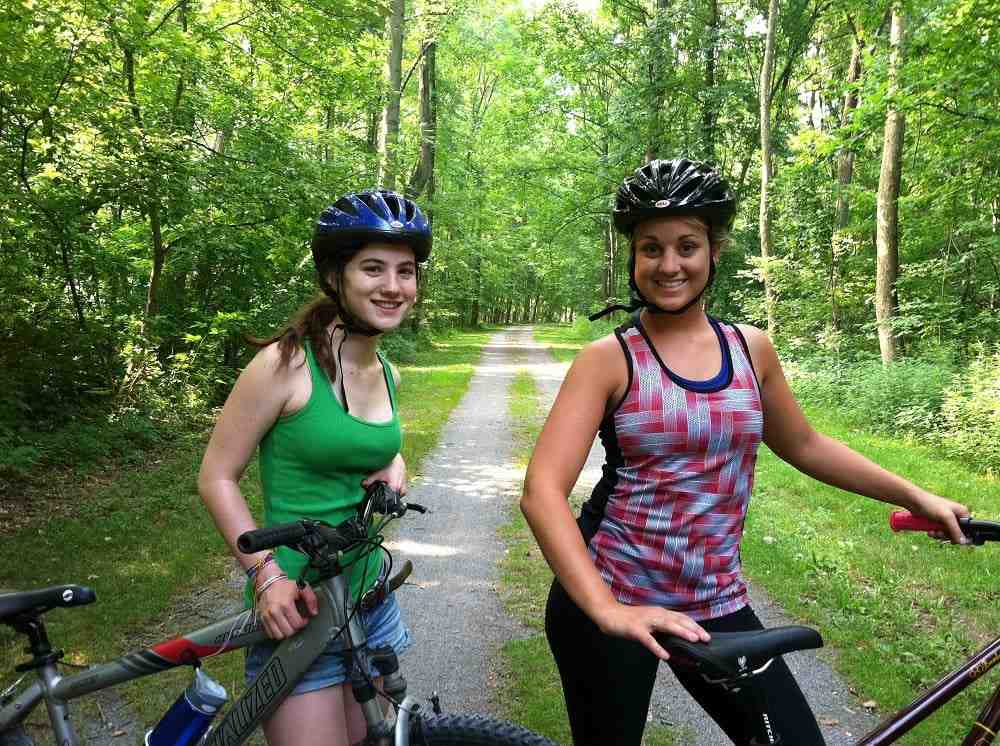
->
<box><xmin>734</xmin><ymin>323</ymin><xmax>767</xmax><ymax>346</ymax></box>
<box><xmin>240</xmin><ymin>342</ymin><xmax>306</xmax><ymax>391</ymax></box>
<box><xmin>735</xmin><ymin>324</ymin><xmax>781</xmax><ymax>381</ymax></box>
<box><xmin>560</xmin><ymin>332</ymin><xmax>628</xmax><ymax>401</ymax></box>
<box><xmin>573</xmin><ymin>332</ymin><xmax>626</xmax><ymax>372</ymax></box>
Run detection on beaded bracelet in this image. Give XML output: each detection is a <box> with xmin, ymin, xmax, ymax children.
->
<box><xmin>246</xmin><ymin>552</ymin><xmax>275</xmax><ymax>582</ymax></box>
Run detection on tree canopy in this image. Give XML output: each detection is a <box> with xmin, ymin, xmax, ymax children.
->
<box><xmin>3</xmin><ymin>0</ymin><xmax>999</xmax><ymax>425</ymax></box>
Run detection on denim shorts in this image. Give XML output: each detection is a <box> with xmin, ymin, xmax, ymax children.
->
<box><xmin>244</xmin><ymin>593</ymin><xmax>412</xmax><ymax>695</ymax></box>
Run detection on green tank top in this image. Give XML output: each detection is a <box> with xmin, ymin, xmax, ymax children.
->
<box><xmin>244</xmin><ymin>340</ymin><xmax>402</xmax><ymax>606</ymax></box>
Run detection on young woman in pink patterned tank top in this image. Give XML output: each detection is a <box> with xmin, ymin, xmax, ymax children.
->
<box><xmin>521</xmin><ymin>159</ymin><xmax>971</xmax><ymax>746</ymax></box>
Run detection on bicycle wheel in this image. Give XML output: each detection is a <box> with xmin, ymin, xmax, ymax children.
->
<box><xmin>0</xmin><ymin>726</ymin><xmax>35</xmax><ymax>746</ymax></box>
<box><xmin>412</xmin><ymin>713</ymin><xmax>556</xmax><ymax>746</ymax></box>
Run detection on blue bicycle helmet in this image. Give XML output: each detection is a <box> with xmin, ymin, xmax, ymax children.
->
<box><xmin>311</xmin><ymin>189</ymin><xmax>431</xmax><ymax>268</ymax></box>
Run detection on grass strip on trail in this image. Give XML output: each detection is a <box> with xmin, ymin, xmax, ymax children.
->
<box><xmin>525</xmin><ymin>324</ymin><xmax>1000</xmax><ymax>746</ymax></box>
<box><xmin>0</xmin><ymin>329</ymin><xmax>489</xmax><ymax>741</ymax></box>
<box><xmin>498</xmin><ymin>368</ymin><xmax>678</xmax><ymax>745</ymax></box>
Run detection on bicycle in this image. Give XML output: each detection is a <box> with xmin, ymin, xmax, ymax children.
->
<box><xmin>0</xmin><ymin>483</ymin><xmax>556</xmax><ymax>746</ymax></box>
<box><xmin>657</xmin><ymin>511</ymin><xmax>1000</xmax><ymax>746</ymax></box>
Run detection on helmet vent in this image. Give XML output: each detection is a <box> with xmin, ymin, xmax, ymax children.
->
<box><xmin>333</xmin><ymin>197</ymin><xmax>359</xmax><ymax>218</ymax></box>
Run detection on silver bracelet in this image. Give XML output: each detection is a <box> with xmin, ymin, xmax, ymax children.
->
<box><xmin>254</xmin><ymin>573</ymin><xmax>289</xmax><ymax>602</ymax></box>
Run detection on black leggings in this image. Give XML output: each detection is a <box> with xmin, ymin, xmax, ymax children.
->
<box><xmin>545</xmin><ymin>580</ymin><xmax>826</xmax><ymax>746</ymax></box>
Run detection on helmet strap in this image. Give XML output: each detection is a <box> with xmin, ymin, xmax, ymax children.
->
<box><xmin>321</xmin><ymin>273</ymin><xmax>381</xmax><ymax>338</ymax></box>
<box><xmin>590</xmin><ymin>254</ymin><xmax>715</xmax><ymax>321</ymax></box>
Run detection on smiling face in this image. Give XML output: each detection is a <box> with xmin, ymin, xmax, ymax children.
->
<box><xmin>631</xmin><ymin>215</ymin><xmax>719</xmax><ymax>313</ymax></box>
<box><xmin>334</xmin><ymin>242</ymin><xmax>418</xmax><ymax>332</ymax></box>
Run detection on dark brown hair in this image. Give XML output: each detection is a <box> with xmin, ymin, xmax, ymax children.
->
<box><xmin>246</xmin><ymin>293</ymin><xmax>345</xmax><ymax>383</ymax></box>
<box><xmin>247</xmin><ymin>252</ymin><xmax>356</xmax><ymax>382</ymax></box>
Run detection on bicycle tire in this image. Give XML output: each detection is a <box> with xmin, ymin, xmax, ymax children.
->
<box><xmin>0</xmin><ymin>727</ymin><xmax>35</xmax><ymax>746</ymax></box>
<box><xmin>412</xmin><ymin>713</ymin><xmax>556</xmax><ymax>746</ymax></box>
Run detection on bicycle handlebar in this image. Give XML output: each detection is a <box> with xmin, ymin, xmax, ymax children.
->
<box><xmin>890</xmin><ymin>511</ymin><xmax>1000</xmax><ymax>545</ymax></box>
<box><xmin>238</xmin><ymin>522</ymin><xmax>310</xmax><ymax>553</ymax></box>
<box><xmin>237</xmin><ymin>483</ymin><xmax>423</xmax><ymax>555</ymax></box>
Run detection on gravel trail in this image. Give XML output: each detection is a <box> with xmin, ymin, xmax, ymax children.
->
<box><xmin>388</xmin><ymin>328</ymin><xmax>534</xmax><ymax>714</ymax></box>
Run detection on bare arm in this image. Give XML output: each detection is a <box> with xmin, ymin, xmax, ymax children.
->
<box><xmin>742</xmin><ymin>325</ymin><xmax>970</xmax><ymax>544</ymax></box>
<box><xmin>521</xmin><ymin>337</ymin><xmax>709</xmax><ymax>659</ymax></box>
<box><xmin>197</xmin><ymin>344</ymin><xmax>318</xmax><ymax>636</ymax></box>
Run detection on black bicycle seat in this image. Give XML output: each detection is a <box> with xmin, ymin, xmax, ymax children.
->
<box><xmin>660</xmin><ymin>625</ymin><xmax>823</xmax><ymax>680</ymax></box>
<box><xmin>0</xmin><ymin>585</ymin><xmax>96</xmax><ymax>624</ymax></box>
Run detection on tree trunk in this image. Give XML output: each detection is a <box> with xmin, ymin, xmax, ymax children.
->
<box><xmin>378</xmin><ymin>0</ymin><xmax>404</xmax><ymax>190</ymax></box>
<box><xmin>603</xmin><ymin>218</ymin><xmax>616</xmax><ymax>301</ymax></box>
<box><xmin>702</xmin><ymin>0</ymin><xmax>720</xmax><ymax>163</ymax></box>
<box><xmin>144</xmin><ymin>201</ymin><xmax>166</xmax><ymax>321</ymax></box>
<box><xmin>59</xmin><ymin>238</ymin><xmax>86</xmax><ymax>328</ymax></box>
<box><xmin>645</xmin><ymin>0</ymin><xmax>670</xmax><ymax>162</ymax></box>
<box><xmin>470</xmin><ymin>254</ymin><xmax>481</xmax><ymax>328</ymax></box>
<box><xmin>830</xmin><ymin>33</ymin><xmax>863</xmax><ymax>329</ymax></box>
<box><xmin>758</xmin><ymin>0</ymin><xmax>779</xmax><ymax>335</ymax></box>
<box><xmin>406</xmin><ymin>41</ymin><xmax>437</xmax><ymax>205</ymax></box>
<box><xmin>407</xmin><ymin>41</ymin><xmax>436</xmax><ymax>333</ymax></box>
<box><xmin>875</xmin><ymin>4</ymin><xmax>905</xmax><ymax>364</ymax></box>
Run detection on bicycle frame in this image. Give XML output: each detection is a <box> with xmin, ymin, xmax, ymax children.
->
<box><xmin>856</xmin><ymin>634</ymin><xmax>1000</xmax><ymax>746</ymax></box>
<box><xmin>1</xmin><ymin>572</ymin><xmax>389</xmax><ymax>746</ymax></box>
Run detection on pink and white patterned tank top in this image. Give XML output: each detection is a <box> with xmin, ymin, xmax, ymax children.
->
<box><xmin>584</xmin><ymin>316</ymin><xmax>763</xmax><ymax>620</ymax></box>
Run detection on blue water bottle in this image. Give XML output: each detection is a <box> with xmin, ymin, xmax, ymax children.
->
<box><xmin>146</xmin><ymin>667</ymin><xmax>228</xmax><ymax>746</ymax></box>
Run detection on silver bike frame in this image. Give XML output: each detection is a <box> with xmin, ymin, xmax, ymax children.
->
<box><xmin>2</xmin><ymin>571</ymin><xmax>405</xmax><ymax>746</ymax></box>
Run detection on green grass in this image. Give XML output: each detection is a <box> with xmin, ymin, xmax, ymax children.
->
<box><xmin>497</xmin><ymin>366</ymin><xmax>678</xmax><ymax>745</ymax></box>
<box><xmin>531</xmin><ymin>323</ymin><xmax>600</xmax><ymax>364</ymax></box>
<box><xmin>528</xmin><ymin>323</ymin><xmax>1000</xmax><ymax>745</ymax></box>
<box><xmin>745</xmin><ymin>408</ymin><xmax>1000</xmax><ymax>745</ymax></box>
<box><xmin>496</xmin><ymin>371</ymin><xmax>573</xmax><ymax>745</ymax></box>
<box><xmin>0</xmin><ymin>329</ymin><xmax>489</xmax><ymax>742</ymax></box>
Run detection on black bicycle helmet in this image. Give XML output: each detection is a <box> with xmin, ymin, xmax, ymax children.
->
<box><xmin>613</xmin><ymin>158</ymin><xmax>736</xmax><ymax>236</ymax></box>
<box><xmin>312</xmin><ymin>189</ymin><xmax>431</xmax><ymax>268</ymax></box>
<box><xmin>591</xmin><ymin>159</ymin><xmax>736</xmax><ymax>321</ymax></box>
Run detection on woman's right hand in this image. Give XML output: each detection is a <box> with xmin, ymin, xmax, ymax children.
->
<box><xmin>595</xmin><ymin>602</ymin><xmax>710</xmax><ymax>661</ymax></box>
<box><xmin>255</xmin><ymin>568</ymin><xmax>319</xmax><ymax>639</ymax></box>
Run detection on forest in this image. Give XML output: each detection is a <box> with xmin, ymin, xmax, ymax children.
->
<box><xmin>3</xmin><ymin>0</ymin><xmax>1000</xmax><ymax>478</ymax></box>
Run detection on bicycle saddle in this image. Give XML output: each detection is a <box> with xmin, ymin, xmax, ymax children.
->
<box><xmin>0</xmin><ymin>585</ymin><xmax>96</xmax><ymax>624</ymax></box>
<box><xmin>660</xmin><ymin>625</ymin><xmax>823</xmax><ymax>680</ymax></box>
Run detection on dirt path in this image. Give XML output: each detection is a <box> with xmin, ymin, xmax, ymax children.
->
<box><xmin>387</xmin><ymin>328</ymin><xmax>534</xmax><ymax>714</ymax></box>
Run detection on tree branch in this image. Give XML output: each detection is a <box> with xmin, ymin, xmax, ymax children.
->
<box><xmin>916</xmin><ymin>100</ymin><xmax>1000</xmax><ymax>126</ymax></box>
<box><xmin>146</xmin><ymin>0</ymin><xmax>185</xmax><ymax>39</ymax></box>
<box><xmin>400</xmin><ymin>40</ymin><xmax>433</xmax><ymax>98</ymax></box>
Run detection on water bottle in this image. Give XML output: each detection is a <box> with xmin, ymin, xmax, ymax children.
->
<box><xmin>146</xmin><ymin>667</ymin><xmax>228</xmax><ymax>746</ymax></box>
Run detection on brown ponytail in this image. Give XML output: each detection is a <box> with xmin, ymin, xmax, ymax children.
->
<box><xmin>246</xmin><ymin>292</ymin><xmax>345</xmax><ymax>384</ymax></box>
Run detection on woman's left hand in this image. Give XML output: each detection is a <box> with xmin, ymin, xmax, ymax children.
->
<box><xmin>362</xmin><ymin>453</ymin><xmax>407</xmax><ymax>495</ymax></box>
<box><xmin>908</xmin><ymin>491</ymin><xmax>972</xmax><ymax>545</ymax></box>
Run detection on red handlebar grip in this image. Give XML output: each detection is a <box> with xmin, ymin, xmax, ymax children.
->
<box><xmin>890</xmin><ymin>511</ymin><xmax>944</xmax><ymax>533</ymax></box>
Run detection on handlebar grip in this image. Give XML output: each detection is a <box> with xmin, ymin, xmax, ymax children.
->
<box><xmin>238</xmin><ymin>522</ymin><xmax>308</xmax><ymax>553</ymax></box>
<box><xmin>890</xmin><ymin>511</ymin><xmax>945</xmax><ymax>533</ymax></box>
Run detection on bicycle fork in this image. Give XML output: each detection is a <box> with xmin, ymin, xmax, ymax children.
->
<box><xmin>342</xmin><ymin>613</ymin><xmax>408</xmax><ymax>745</ymax></box>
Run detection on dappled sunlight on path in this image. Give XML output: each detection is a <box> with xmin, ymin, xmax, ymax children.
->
<box><xmin>390</xmin><ymin>327</ymin><xmax>540</xmax><ymax>716</ymax></box>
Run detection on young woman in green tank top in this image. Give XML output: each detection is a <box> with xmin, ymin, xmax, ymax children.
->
<box><xmin>198</xmin><ymin>190</ymin><xmax>432</xmax><ymax>746</ymax></box>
